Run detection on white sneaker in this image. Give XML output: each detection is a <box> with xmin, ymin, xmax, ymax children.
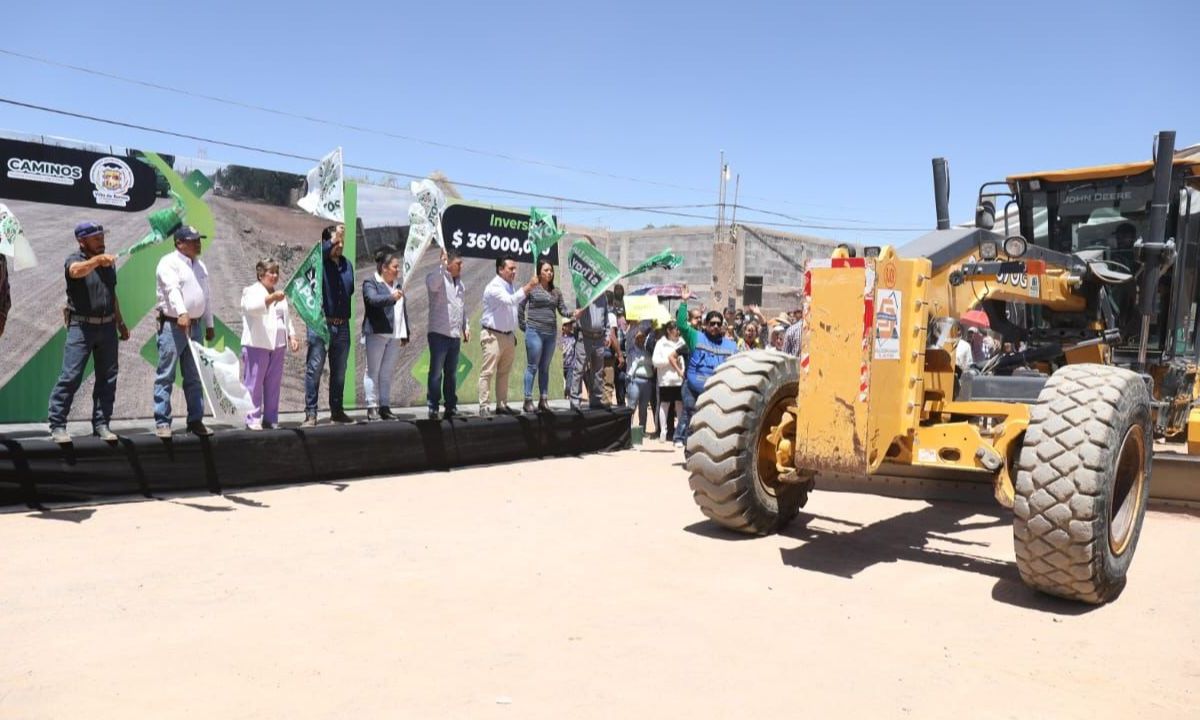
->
<box><xmin>674</xmin><ymin>440</ymin><xmax>684</xmax><ymax>449</ymax></box>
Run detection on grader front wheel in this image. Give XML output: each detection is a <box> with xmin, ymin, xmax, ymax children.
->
<box><xmin>685</xmin><ymin>351</ymin><xmax>808</xmax><ymax>535</ymax></box>
<box><xmin>1013</xmin><ymin>364</ymin><xmax>1153</xmax><ymax>604</ymax></box>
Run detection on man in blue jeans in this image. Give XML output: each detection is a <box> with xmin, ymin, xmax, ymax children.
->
<box><xmin>425</xmin><ymin>250</ymin><xmax>468</xmax><ymax>420</ymax></box>
<box><xmin>152</xmin><ymin>226</ymin><xmax>215</xmax><ymax>438</ymax></box>
<box><xmin>302</xmin><ymin>224</ymin><xmax>355</xmax><ymax>426</ymax></box>
<box><xmin>47</xmin><ymin>221</ymin><xmax>130</xmax><ymax>443</ymax></box>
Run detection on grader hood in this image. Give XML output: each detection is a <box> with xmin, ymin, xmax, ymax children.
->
<box><xmin>794</xmin><ymin>251</ymin><xmax>932</xmax><ymax>475</ymax></box>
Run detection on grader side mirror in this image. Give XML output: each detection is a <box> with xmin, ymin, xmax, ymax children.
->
<box><xmin>975</xmin><ymin>200</ymin><xmax>996</xmax><ymax>230</ymax></box>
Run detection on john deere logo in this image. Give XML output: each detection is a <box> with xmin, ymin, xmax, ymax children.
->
<box><xmin>89</xmin><ymin>156</ymin><xmax>135</xmax><ymax>207</ymax></box>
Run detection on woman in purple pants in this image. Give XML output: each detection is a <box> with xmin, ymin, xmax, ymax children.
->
<box><xmin>239</xmin><ymin>258</ymin><xmax>299</xmax><ymax>430</ymax></box>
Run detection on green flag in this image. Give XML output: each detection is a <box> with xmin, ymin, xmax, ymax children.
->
<box><xmin>528</xmin><ymin>207</ymin><xmax>564</xmax><ymax>260</ymax></box>
<box><xmin>568</xmin><ymin>241</ymin><xmax>621</xmax><ymax>308</ymax></box>
<box><xmin>622</xmin><ymin>248</ymin><xmax>684</xmax><ymax>279</ymax></box>
<box><xmin>118</xmin><ymin>193</ymin><xmax>186</xmax><ymax>258</ymax></box>
<box><xmin>285</xmin><ymin>241</ymin><xmax>329</xmax><ymax>344</ymax></box>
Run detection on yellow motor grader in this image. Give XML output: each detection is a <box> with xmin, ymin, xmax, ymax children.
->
<box><xmin>685</xmin><ymin>130</ymin><xmax>1200</xmax><ymax>604</ymax></box>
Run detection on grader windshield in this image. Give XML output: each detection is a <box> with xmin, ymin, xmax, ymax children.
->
<box><xmin>1008</xmin><ymin>167</ymin><xmax>1200</xmax><ymax>358</ymax></box>
<box><xmin>1019</xmin><ymin>175</ymin><xmax>1156</xmax><ymax>254</ymax></box>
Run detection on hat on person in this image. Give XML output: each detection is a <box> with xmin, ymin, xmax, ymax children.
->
<box><xmin>74</xmin><ymin>221</ymin><xmax>104</xmax><ymax>239</ymax></box>
<box><xmin>174</xmin><ymin>225</ymin><xmax>206</xmax><ymax>242</ymax></box>
<box><xmin>772</xmin><ymin>311</ymin><xmax>791</xmax><ymax>327</ymax></box>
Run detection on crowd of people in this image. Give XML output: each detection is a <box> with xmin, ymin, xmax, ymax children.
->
<box><xmin>554</xmin><ymin>283</ymin><xmax>807</xmax><ymax>448</ymax></box>
<box><xmin>44</xmin><ymin>219</ymin><xmax>808</xmax><ymax>445</ymax></box>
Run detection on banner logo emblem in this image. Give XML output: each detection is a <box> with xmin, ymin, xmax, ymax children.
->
<box><xmin>90</xmin><ymin>156</ymin><xmax>135</xmax><ymax>207</ymax></box>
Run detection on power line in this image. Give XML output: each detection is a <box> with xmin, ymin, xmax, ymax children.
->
<box><xmin>0</xmin><ymin>46</ymin><xmax>882</xmax><ymax>216</ymax></box>
<box><xmin>0</xmin><ymin>47</ymin><xmax>710</xmax><ymax>194</ymax></box>
<box><xmin>0</xmin><ymin>97</ymin><xmax>925</xmax><ymax>233</ymax></box>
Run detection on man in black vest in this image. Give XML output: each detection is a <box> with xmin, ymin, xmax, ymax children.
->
<box><xmin>47</xmin><ymin>221</ymin><xmax>129</xmax><ymax>443</ymax></box>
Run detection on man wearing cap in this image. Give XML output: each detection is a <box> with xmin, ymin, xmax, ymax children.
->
<box><xmin>46</xmin><ymin>222</ymin><xmax>130</xmax><ymax>443</ymax></box>
<box><xmin>152</xmin><ymin>225</ymin><xmax>215</xmax><ymax>437</ymax></box>
<box><xmin>302</xmin><ymin>224</ymin><xmax>354</xmax><ymax>427</ymax></box>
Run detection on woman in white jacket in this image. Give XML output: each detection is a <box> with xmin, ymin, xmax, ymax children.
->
<box><xmin>240</xmin><ymin>258</ymin><xmax>298</xmax><ymax>430</ymax></box>
<box><xmin>652</xmin><ymin>320</ymin><xmax>686</xmax><ymax>443</ymax></box>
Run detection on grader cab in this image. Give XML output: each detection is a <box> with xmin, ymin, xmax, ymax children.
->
<box><xmin>685</xmin><ymin>130</ymin><xmax>1200</xmax><ymax>604</ymax></box>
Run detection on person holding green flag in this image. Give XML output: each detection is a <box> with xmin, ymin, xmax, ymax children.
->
<box><xmin>673</xmin><ymin>284</ymin><xmax>737</xmax><ymax>449</ymax></box>
<box><xmin>301</xmin><ymin>224</ymin><xmax>355</xmax><ymax>427</ymax></box>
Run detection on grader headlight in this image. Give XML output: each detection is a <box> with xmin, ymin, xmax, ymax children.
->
<box><xmin>979</xmin><ymin>239</ymin><xmax>999</xmax><ymax>260</ymax></box>
<box><xmin>1003</xmin><ymin>235</ymin><xmax>1029</xmax><ymax>258</ymax></box>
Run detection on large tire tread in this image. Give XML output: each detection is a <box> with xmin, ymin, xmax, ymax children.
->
<box><xmin>1013</xmin><ymin>364</ymin><xmax>1152</xmax><ymax>604</ymax></box>
<box><xmin>685</xmin><ymin>351</ymin><xmax>807</xmax><ymax>535</ymax></box>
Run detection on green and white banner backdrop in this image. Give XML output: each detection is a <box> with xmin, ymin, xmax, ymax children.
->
<box><xmin>0</xmin><ymin>133</ymin><xmax>605</xmax><ymax>422</ymax></box>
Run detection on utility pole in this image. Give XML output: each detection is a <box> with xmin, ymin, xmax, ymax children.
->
<box><xmin>712</xmin><ymin>152</ymin><xmax>736</xmax><ymax>310</ymax></box>
<box><xmin>731</xmin><ymin>174</ymin><xmax>744</xmax><ymax>296</ymax></box>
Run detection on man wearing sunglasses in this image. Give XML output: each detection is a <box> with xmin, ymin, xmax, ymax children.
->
<box><xmin>672</xmin><ymin>285</ymin><xmax>737</xmax><ymax>448</ymax></box>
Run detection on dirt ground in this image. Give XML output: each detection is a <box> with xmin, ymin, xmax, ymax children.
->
<box><xmin>1</xmin><ymin>444</ymin><xmax>1197</xmax><ymax>719</ymax></box>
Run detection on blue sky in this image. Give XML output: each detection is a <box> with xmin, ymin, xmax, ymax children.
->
<box><xmin>1</xmin><ymin>0</ymin><xmax>1195</xmax><ymax>243</ymax></box>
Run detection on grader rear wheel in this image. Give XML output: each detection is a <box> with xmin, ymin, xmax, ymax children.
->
<box><xmin>685</xmin><ymin>351</ymin><xmax>808</xmax><ymax>535</ymax></box>
<box><xmin>1013</xmin><ymin>364</ymin><xmax>1152</xmax><ymax>604</ymax></box>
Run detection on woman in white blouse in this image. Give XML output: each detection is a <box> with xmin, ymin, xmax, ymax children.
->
<box><xmin>240</xmin><ymin>258</ymin><xmax>298</xmax><ymax>430</ymax></box>
<box><xmin>652</xmin><ymin>321</ymin><xmax>686</xmax><ymax>442</ymax></box>
<box><xmin>361</xmin><ymin>249</ymin><xmax>409</xmax><ymax>421</ymax></box>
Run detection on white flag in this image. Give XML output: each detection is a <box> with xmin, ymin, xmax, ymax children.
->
<box><xmin>0</xmin><ymin>203</ymin><xmax>38</xmax><ymax>270</ymax></box>
<box><xmin>400</xmin><ymin>202</ymin><xmax>434</xmax><ymax>290</ymax></box>
<box><xmin>297</xmin><ymin>147</ymin><xmax>344</xmax><ymax>222</ymax></box>
<box><xmin>188</xmin><ymin>340</ymin><xmax>256</xmax><ymax>426</ymax></box>
<box><xmin>411</xmin><ymin>178</ymin><xmax>445</xmax><ymax>249</ymax></box>
<box><xmin>398</xmin><ymin>178</ymin><xmax>446</xmax><ymax>290</ymax></box>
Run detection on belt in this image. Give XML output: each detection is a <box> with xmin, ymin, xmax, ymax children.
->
<box><xmin>71</xmin><ymin>313</ymin><xmax>115</xmax><ymax>325</ymax></box>
<box><xmin>580</xmin><ymin>331</ymin><xmax>605</xmax><ymax>339</ymax></box>
<box><xmin>482</xmin><ymin>326</ymin><xmax>513</xmax><ymax>335</ymax></box>
<box><xmin>327</xmin><ymin>317</ymin><xmax>348</xmax><ymax>325</ymax></box>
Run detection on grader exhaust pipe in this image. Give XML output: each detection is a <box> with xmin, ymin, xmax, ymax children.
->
<box><xmin>1136</xmin><ymin>130</ymin><xmax>1178</xmax><ymax>369</ymax></box>
<box><xmin>933</xmin><ymin>157</ymin><xmax>951</xmax><ymax>230</ymax></box>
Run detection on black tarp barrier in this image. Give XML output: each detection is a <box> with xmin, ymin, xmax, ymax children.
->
<box><xmin>0</xmin><ymin>408</ymin><xmax>632</xmax><ymax>508</ymax></box>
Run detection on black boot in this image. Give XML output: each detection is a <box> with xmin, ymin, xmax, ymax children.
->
<box><xmin>379</xmin><ymin>407</ymin><xmax>397</xmax><ymax>420</ymax></box>
<box><xmin>538</xmin><ymin>397</ymin><xmax>552</xmax><ymax>413</ymax></box>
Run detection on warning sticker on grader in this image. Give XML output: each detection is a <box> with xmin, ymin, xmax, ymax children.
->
<box><xmin>873</xmin><ymin>289</ymin><xmax>902</xmax><ymax>360</ymax></box>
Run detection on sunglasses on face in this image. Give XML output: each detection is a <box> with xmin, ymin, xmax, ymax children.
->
<box><xmin>707</xmin><ymin>320</ymin><xmax>724</xmax><ymax>327</ymax></box>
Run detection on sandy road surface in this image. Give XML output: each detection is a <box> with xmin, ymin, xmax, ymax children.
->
<box><xmin>1</xmin><ymin>446</ymin><xmax>1197</xmax><ymax>718</ymax></box>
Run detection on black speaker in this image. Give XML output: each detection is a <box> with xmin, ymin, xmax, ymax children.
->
<box><xmin>743</xmin><ymin>275</ymin><xmax>763</xmax><ymax>306</ymax></box>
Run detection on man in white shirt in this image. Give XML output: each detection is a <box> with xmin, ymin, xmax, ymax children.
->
<box><xmin>152</xmin><ymin>226</ymin><xmax>215</xmax><ymax>438</ymax></box>
<box><xmin>477</xmin><ymin>256</ymin><xmax>537</xmax><ymax>417</ymax></box>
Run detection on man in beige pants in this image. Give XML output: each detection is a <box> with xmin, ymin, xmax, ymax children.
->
<box><xmin>478</xmin><ymin>256</ymin><xmax>537</xmax><ymax>417</ymax></box>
